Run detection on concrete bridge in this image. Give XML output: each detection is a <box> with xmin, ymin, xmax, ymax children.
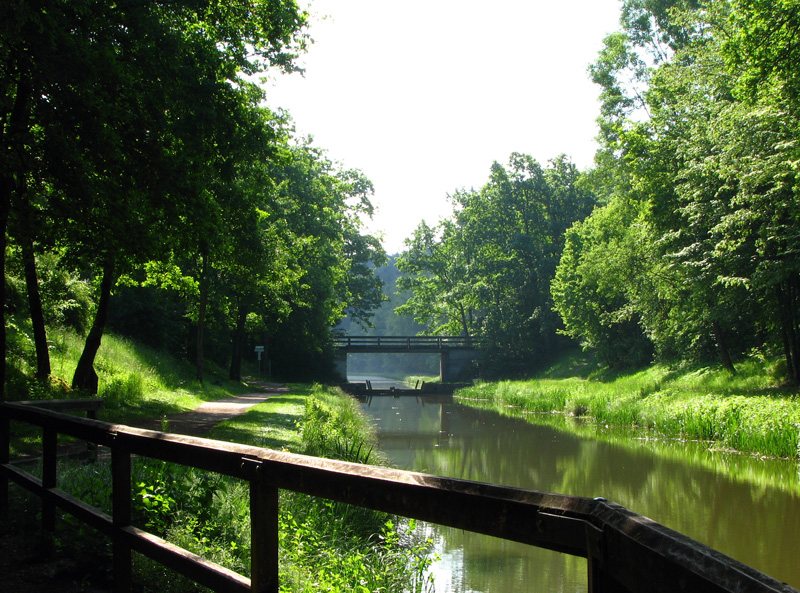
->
<box><xmin>332</xmin><ymin>335</ymin><xmax>483</xmax><ymax>383</ymax></box>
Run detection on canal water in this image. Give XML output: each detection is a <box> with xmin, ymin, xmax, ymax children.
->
<box><xmin>357</xmin><ymin>390</ymin><xmax>800</xmax><ymax>592</ymax></box>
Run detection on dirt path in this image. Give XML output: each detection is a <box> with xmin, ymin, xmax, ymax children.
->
<box><xmin>127</xmin><ymin>380</ymin><xmax>289</xmax><ymax>436</ymax></box>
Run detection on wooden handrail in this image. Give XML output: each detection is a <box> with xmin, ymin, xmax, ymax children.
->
<box><xmin>332</xmin><ymin>335</ymin><xmax>484</xmax><ymax>350</ymax></box>
<box><xmin>1</xmin><ymin>401</ymin><xmax>796</xmax><ymax>593</ymax></box>
<box><xmin>15</xmin><ymin>397</ymin><xmax>104</xmax><ymax>418</ymax></box>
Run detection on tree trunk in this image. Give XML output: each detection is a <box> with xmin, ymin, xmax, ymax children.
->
<box><xmin>777</xmin><ymin>278</ymin><xmax>800</xmax><ymax>384</ymax></box>
<box><xmin>457</xmin><ymin>303</ymin><xmax>470</xmax><ymax>337</ymax></box>
<box><xmin>1</xmin><ymin>76</ymin><xmax>31</xmax><ymax>401</ymax></box>
<box><xmin>195</xmin><ymin>246</ymin><xmax>209</xmax><ymax>384</ymax></box>
<box><xmin>72</xmin><ymin>259</ymin><xmax>116</xmax><ymax>394</ymax></box>
<box><xmin>21</xmin><ymin>235</ymin><xmax>50</xmax><ymax>379</ymax></box>
<box><xmin>0</xmin><ymin>178</ymin><xmax>10</xmax><ymax>402</ymax></box>
<box><xmin>229</xmin><ymin>301</ymin><xmax>248</xmax><ymax>381</ymax></box>
<box><xmin>712</xmin><ymin>320</ymin><xmax>736</xmax><ymax>374</ymax></box>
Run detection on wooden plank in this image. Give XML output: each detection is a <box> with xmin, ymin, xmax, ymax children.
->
<box><xmin>255</xmin><ymin>450</ymin><xmax>596</xmax><ymax>557</ymax></box>
<box><xmin>120</xmin><ymin>525</ymin><xmax>250</xmax><ymax>593</ymax></box>
<box><xmin>42</xmin><ymin>426</ymin><xmax>57</xmax><ymax>534</ymax></box>
<box><xmin>249</xmin><ymin>461</ymin><xmax>279</xmax><ymax>593</ymax></box>
<box><xmin>589</xmin><ymin>500</ymin><xmax>796</xmax><ymax>593</ymax></box>
<box><xmin>0</xmin><ymin>465</ymin><xmax>248</xmax><ymax>593</ymax></box>
<box><xmin>16</xmin><ymin>398</ymin><xmax>104</xmax><ymax>413</ymax></box>
<box><xmin>112</xmin><ymin>447</ymin><xmax>132</xmax><ymax>593</ymax></box>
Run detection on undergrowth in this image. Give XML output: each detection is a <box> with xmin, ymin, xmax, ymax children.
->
<box><xmin>50</xmin><ymin>384</ymin><xmax>435</xmax><ymax>593</ymax></box>
<box><xmin>5</xmin><ymin>328</ymin><xmax>249</xmax><ymax>457</ymax></box>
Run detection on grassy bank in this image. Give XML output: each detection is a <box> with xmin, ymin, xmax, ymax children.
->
<box><xmin>4</xmin><ymin>332</ymin><xmax>433</xmax><ymax>592</ymax></box>
<box><xmin>7</xmin><ymin>330</ymin><xmax>251</xmax><ymax>456</ymax></box>
<box><xmin>457</xmin><ymin>355</ymin><xmax>800</xmax><ymax>459</ymax></box>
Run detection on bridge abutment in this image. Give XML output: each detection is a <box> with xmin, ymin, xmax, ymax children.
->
<box><xmin>440</xmin><ymin>348</ymin><xmax>478</xmax><ymax>382</ymax></box>
<box><xmin>334</xmin><ymin>350</ymin><xmax>348</xmax><ymax>382</ymax></box>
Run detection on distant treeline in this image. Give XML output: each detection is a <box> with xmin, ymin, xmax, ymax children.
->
<box><xmin>394</xmin><ymin>1</ymin><xmax>800</xmax><ymax>382</ymax></box>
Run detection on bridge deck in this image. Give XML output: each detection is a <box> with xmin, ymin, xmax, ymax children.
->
<box><xmin>333</xmin><ymin>335</ymin><xmax>482</xmax><ymax>353</ymax></box>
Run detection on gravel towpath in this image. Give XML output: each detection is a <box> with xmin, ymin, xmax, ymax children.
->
<box><xmin>127</xmin><ymin>381</ymin><xmax>289</xmax><ymax>436</ymax></box>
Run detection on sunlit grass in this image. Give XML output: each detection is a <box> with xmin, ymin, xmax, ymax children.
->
<box><xmin>458</xmin><ymin>358</ymin><xmax>800</xmax><ymax>459</ymax></box>
<box><xmin>7</xmin><ymin>328</ymin><xmax>253</xmax><ymax>456</ymax></box>
<box><xmin>207</xmin><ymin>387</ymin><xmax>310</xmax><ymax>451</ymax></box>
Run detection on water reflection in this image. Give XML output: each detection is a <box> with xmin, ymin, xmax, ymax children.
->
<box><xmin>360</xmin><ymin>395</ymin><xmax>800</xmax><ymax>592</ymax></box>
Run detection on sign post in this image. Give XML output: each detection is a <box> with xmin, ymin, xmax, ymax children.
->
<box><xmin>255</xmin><ymin>346</ymin><xmax>265</xmax><ymax>375</ymax></box>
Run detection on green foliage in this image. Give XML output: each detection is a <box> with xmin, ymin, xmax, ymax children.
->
<box><xmin>278</xmin><ymin>500</ymin><xmax>434</xmax><ymax>593</ymax></box>
<box><xmin>552</xmin><ymin>198</ymin><xmax>654</xmax><ymax>367</ymax></box>
<box><xmin>397</xmin><ymin>154</ymin><xmax>597</xmax><ymax>376</ymax></box>
<box><xmin>1</xmin><ymin>0</ymin><xmax>386</xmax><ymax>397</ymax></box>
<box><xmin>285</xmin><ymin>385</ymin><xmax>434</xmax><ymax>592</ymax></box>
<box><xmin>552</xmin><ymin>0</ymin><xmax>800</xmax><ymax>380</ymax></box>
<box><xmin>458</xmin><ymin>355</ymin><xmax>800</xmax><ymax>459</ymax></box>
<box><xmin>301</xmin><ymin>385</ymin><xmax>379</xmax><ymax>463</ymax></box>
<box><xmin>260</xmin><ymin>142</ymin><xmax>387</xmax><ymax>381</ymax></box>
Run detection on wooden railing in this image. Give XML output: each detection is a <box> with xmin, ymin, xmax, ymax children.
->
<box><xmin>332</xmin><ymin>335</ymin><xmax>483</xmax><ymax>350</ymax></box>
<box><xmin>1</xmin><ymin>401</ymin><xmax>796</xmax><ymax>593</ymax></box>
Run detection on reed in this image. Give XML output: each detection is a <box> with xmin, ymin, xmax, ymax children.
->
<box><xmin>457</xmin><ymin>359</ymin><xmax>800</xmax><ymax>459</ymax></box>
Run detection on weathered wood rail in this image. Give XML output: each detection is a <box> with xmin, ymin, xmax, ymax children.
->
<box><xmin>332</xmin><ymin>335</ymin><xmax>483</xmax><ymax>352</ymax></box>
<box><xmin>1</xmin><ymin>400</ymin><xmax>796</xmax><ymax>593</ymax></box>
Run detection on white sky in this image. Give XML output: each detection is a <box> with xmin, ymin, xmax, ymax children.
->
<box><xmin>264</xmin><ymin>0</ymin><xmax>622</xmax><ymax>254</ymax></box>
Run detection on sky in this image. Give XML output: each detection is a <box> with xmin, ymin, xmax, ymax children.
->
<box><xmin>264</xmin><ymin>0</ymin><xmax>623</xmax><ymax>254</ymax></box>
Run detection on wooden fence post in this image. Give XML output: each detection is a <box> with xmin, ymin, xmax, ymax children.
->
<box><xmin>249</xmin><ymin>460</ymin><xmax>279</xmax><ymax>593</ymax></box>
<box><xmin>112</xmin><ymin>445</ymin><xmax>132</xmax><ymax>593</ymax></box>
<box><xmin>42</xmin><ymin>426</ymin><xmax>57</xmax><ymax>537</ymax></box>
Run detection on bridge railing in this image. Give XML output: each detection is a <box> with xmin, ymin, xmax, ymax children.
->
<box><xmin>1</xmin><ymin>401</ymin><xmax>795</xmax><ymax>593</ymax></box>
<box><xmin>332</xmin><ymin>335</ymin><xmax>483</xmax><ymax>349</ymax></box>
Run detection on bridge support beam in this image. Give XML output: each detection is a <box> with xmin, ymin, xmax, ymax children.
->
<box><xmin>334</xmin><ymin>350</ymin><xmax>348</xmax><ymax>382</ymax></box>
<box><xmin>440</xmin><ymin>348</ymin><xmax>479</xmax><ymax>383</ymax></box>
<box><xmin>439</xmin><ymin>350</ymin><xmax>450</xmax><ymax>383</ymax></box>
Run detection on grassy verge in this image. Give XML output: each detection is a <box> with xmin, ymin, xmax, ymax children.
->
<box><xmin>209</xmin><ymin>384</ymin><xmax>434</xmax><ymax>593</ymax></box>
<box><xmin>404</xmin><ymin>375</ymin><xmax>439</xmax><ymax>386</ymax></box>
<box><xmin>6</xmin><ymin>330</ymin><xmax>250</xmax><ymax>456</ymax></box>
<box><xmin>8</xmin><ymin>381</ymin><xmax>434</xmax><ymax>592</ymax></box>
<box><xmin>457</xmin><ymin>354</ymin><xmax>800</xmax><ymax>459</ymax></box>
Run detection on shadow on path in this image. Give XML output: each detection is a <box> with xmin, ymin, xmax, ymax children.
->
<box><xmin>127</xmin><ymin>379</ymin><xmax>290</xmax><ymax>437</ymax></box>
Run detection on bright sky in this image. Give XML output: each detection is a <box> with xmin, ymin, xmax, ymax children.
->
<box><xmin>264</xmin><ymin>0</ymin><xmax>622</xmax><ymax>254</ymax></box>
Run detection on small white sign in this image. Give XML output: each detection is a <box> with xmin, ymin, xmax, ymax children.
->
<box><xmin>254</xmin><ymin>346</ymin><xmax>265</xmax><ymax>352</ymax></box>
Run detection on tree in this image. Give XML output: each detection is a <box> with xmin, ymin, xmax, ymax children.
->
<box><xmin>252</xmin><ymin>141</ymin><xmax>386</xmax><ymax>380</ymax></box>
<box><xmin>0</xmin><ymin>1</ymin><xmax>309</xmax><ymax>395</ymax></box>
<box><xmin>397</xmin><ymin>154</ymin><xmax>596</xmax><ymax>375</ymax></box>
<box><xmin>396</xmin><ymin>218</ymin><xmax>476</xmax><ymax>337</ymax></box>
<box><xmin>552</xmin><ymin>197</ymin><xmax>655</xmax><ymax>367</ymax></box>
<box><xmin>568</xmin><ymin>0</ymin><xmax>800</xmax><ymax>379</ymax></box>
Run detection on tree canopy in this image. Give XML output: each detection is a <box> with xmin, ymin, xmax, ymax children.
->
<box><xmin>550</xmin><ymin>0</ymin><xmax>800</xmax><ymax>379</ymax></box>
<box><xmin>397</xmin><ymin>154</ymin><xmax>596</xmax><ymax>376</ymax></box>
<box><xmin>1</xmin><ymin>0</ymin><xmax>386</xmax><ymax>397</ymax></box>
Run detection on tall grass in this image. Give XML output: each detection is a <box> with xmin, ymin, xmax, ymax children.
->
<box><xmin>12</xmin><ymin>328</ymin><xmax>249</xmax><ymax>412</ymax></box>
<box><xmin>457</xmin><ymin>359</ymin><xmax>800</xmax><ymax>459</ymax></box>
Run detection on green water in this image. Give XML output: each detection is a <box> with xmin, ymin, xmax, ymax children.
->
<box><xmin>360</xmin><ymin>395</ymin><xmax>800</xmax><ymax>592</ymax></box>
